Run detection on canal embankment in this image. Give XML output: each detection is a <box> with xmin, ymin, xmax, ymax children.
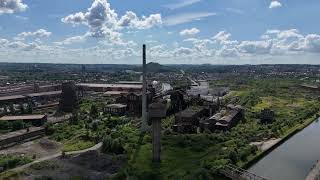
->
<box><xmin>305</xmin><ymin>160</ymin><xmax>320</xmax><ymax>180</ymax></box>
<box><xmin>243</xmin><ymin>115</ymin><xmax>319</xmax><ymax>170</ymax></box>
<box><xmin>246</xmin><ymin>115</ymin><xmax>320</xmax><ymax>180</ymax></box>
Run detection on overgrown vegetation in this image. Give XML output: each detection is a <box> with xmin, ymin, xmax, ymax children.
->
<box><xmin>48</xmin><ymin>99</ymin><xmax>131</xmax><ymax>152</ymax></box>
<box><xmin>122</xmin><ymin>77</ymin><xmax>320</xmax><ymax>179</ymax></box>
<box><xmin>0</xmin><ymin>155</ymin><xmax>32</xmax><ymax>171</ymax></box>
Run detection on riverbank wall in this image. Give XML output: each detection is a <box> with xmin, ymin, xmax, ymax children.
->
<box><xmin>305</xmin><ymin>160</ymin><xmax>320</xmax><ymax>180</ymax></box>
<box><xmin>243</xmin><ymin>116</ymin><xmax>319</xmax><ymax>169</ymax></box>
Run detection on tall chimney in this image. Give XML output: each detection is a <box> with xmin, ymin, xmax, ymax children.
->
<box><xmin>141</xmin><ymin>44</ymin><xmax>147</xmax><ymax>132</ymax></box>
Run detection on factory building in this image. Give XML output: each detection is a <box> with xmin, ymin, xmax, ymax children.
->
<box><xmin>0</xmin><ymin>115</ymin><xmax>47</xmax><ymax>127</ymax></box>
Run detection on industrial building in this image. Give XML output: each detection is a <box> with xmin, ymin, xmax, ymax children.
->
<box><xmin>104</xmin><ymin>104</ymin><xmax>127</xmax><ymax>116</ymax></box>
<box><xmin>0</xmin><ymin>115</ymin><xmax>47</xmax><ymax>127</ymax></box>
<box><xmin>77</xmin><ymin>83</ymin><xmax>142</xmax><ymax>93</ymax></box>
<box><xmin>214</xmin><ymin>105</ymin><xmax>244</xmax><ymax>131</ymax></box>
<box><xmin>172</xmin><ymin>107</ymin><xmax>206</xmax><ymax>133</ymax></box>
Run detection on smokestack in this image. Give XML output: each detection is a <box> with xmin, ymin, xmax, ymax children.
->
<box><xmin>141</xmin><ymin>44</ymin><xmax>147</xmax><ymax>132</ymax></box>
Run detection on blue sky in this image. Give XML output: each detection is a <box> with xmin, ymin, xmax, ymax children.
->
<box><xmin>0</xmin><ymin>0</ymin><xmax>319</xmax><ymax>64</ymax></box>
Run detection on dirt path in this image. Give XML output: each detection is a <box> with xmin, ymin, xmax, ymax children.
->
<box><xmin>9</xmin><ymin>142</ymin><xmax>102</xmax><ymax>172</ymax></box>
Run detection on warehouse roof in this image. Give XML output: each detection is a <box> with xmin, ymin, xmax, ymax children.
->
<box><xmin>77</xmin><ymin>83</ymin><xmax>142</xmax><ymax>89</ymax></box>
<box><xmin>0</xmin><ymin>115</ymin><xmax>46</xmax><ymax>121</ymax></box>
<box><xmin>0</xmin><ymin>95</ymin><xmax>27</xmax><ymax>101</ymax></box>
<box><xmin>105</xmin><ymin>104</ymin><xmax>127</xmax><ymax>108</ymax></box>
<box><xmin>27</xmin><ymin>91</ymin><xmax>61</xmax><ymax>97</ymax></box>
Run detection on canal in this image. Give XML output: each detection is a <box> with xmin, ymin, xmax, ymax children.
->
<box><xmin>249</xmin><ymin>118</ymin><xmax>320</xmax><ymax>180</ymax></box>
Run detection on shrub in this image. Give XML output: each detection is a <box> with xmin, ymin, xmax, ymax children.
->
<box><xmin>11</xmin><ymin>121</ymin><xmax>24</xmax><ymax>131</ymax></box>
<box><xmin>102</xmin><ymin>135</ymin><xmax>124</xmax><ymax>154</ymax></box>
<box><xmin>44</xmin><ymin>123</ymin><xmax>55</xmax><ymax>135</ymax></box>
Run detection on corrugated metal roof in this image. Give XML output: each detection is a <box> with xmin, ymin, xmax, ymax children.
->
<box><xmin>0</xmin><ymin>115</ymin><xmax>46</xmax><ymax>121</ymax></box>
<box><xmin>27</xmin><ymin>91</ymin><xmax>61</xmax><ymax>97</ymax></box>
<box><xmin>77</xmin><ymin>83</ymin><xmax>142</xmax><ymax>89</ymax></box>
<box><xmin>105</xmin><ymin>104</ymin><xmax>127</xmax><ymax>108</ymax></box>
<box><xmin>0</xmin><ymin>95</ymin><xmax>27</xmax><ymax>101</ymax></box>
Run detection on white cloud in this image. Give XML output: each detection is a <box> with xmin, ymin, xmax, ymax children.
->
<box><xmin>2</xmin><ymin>27</ymin><xmax>320</xmax><ymax>64</ymax></box>
<box><xmin>237</xmin><ymin>40</ymin><xmax>272</xmax><ymax>54</ymax></box>
<box><xmin>62</xmin><ymin>0</ymin><xmax>162</xmax><ymax>44</ymax></box>
<box><xmin>0</xmin><ymin>0</ymin><xmax>28</xmax><ymax>14</ymax></box>
<box><xmin>173</xmin><ymin>47</ymin><xmax>194</xmax><ymax>56</ymax></box>
<box><xmin>212</xmin><ymin>31</ymin><xmax>237</xmax><ymax>45</ymax></box>
<box><xmin>277</xmin><ymin>29</ymin><xmax>303</xmax><ymax>39</ymax></box>
<box><xmin>266</xmin><ymin>29</ymin><xmax>281</xmax><ymax>34</ymax></box>
<box><xmin>269</xmin><ymin>1</ymin><xmax>282</xmax><ymax>9</ymax></box>
<box><xmin>118</xmin><ymin>11</ymin><xmax>162</xmax><ymax>29</ymax></box>
<box><xmin>164</xmin><ymin>12</ymin><xmax>216</xmax><ymax>26</ymax></box>
<box><xmin>54</xmin><ymin>35</ymin><xmax>87</xmax><ymax>46</ymax></box>
<box><xmin>6</xmin><ymin>41</ymin><xmax>40</xmax><ymax>51</ymax></box>
<box><xmin>304</xmin><ymin>34</ymin><xmax>320</xmax><ymax>53</ymax></box>
<box><xmin>213</xmin><ymin>31</ymin><xmax>231</xmax><ymax>42</ymax></box>
<box><xmin>0</xmin><ymin>39</ymin><xmax>9</xmax><ymax>48</ymax></box>
<box><xmin>164</xmin><ymin>0</ymin><xmax>202</xmax><ymax>10</ymax></box>
<box><xmin>17</xmin><ymin>29</ymin><xmax>52</xmax><ymax>40</ymax></box>
<box><xmin>61</xmin><ymin>12</ymin><xmax>86</xmax><ymax>25</ymax></box>
<box><xmin>217</xmin><ymin>46</ymin><xmax>238</xmax><ymax>57</ymax></box>
<box><xmin>180</xmin><ymin>28</ymin><xmax>200</xmax><ymax>36</ymax></box>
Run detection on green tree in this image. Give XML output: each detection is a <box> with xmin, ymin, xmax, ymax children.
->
<box><xmin>11</xmin><ymin>121</ymin><xmax>24</xmax><ymax>131</ymax></box>
<box><xmin>90</xmin><ymin>104</ymin><xmax>99</xmax><ymax>118</ymax></box>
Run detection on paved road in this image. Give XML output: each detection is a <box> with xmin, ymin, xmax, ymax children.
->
<box><xmin>9</xmin><ymin>142</ymin><xmax>102</xmax><ymax>172</ymax></box>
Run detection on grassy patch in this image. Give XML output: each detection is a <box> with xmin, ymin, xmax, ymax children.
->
<box><xmin>30</xmin><ymin>160</ymin><xmax>59</xmax><ymax>170</ymax></box>
<box><xmin>0</xmin><ymin>170</ymin><xmax>27</xmax><ymax>180</ymax></box>
<box><xmin>63</xmin><ymin>139</ymin><xmax>95</xmax><ymax>152</ymax></box>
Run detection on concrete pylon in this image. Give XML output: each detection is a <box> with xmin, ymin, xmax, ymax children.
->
<box><xmin>149</xmin><ymin>101</ymin><xmax>167</xmax><ymax>163</ymax></box>
<box><xmin>141</xmin><ymin>44</ymin><xmax>148</xmax><ymax>132</ymax></box>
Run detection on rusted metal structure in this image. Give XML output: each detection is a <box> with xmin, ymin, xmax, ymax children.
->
<box><xmin>220</xmin><ymin>164</ymin><xmax>267</xmax><ymax>180</ymax></box>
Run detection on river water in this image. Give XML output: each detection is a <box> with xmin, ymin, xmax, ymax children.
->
<box><xmin>249</xmin><ymin>118</ymin><xmax>320</xmax><ymax>180</ymax></box>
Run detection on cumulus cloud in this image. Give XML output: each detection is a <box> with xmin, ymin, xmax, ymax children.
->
<box><xmin>269</xmin><ymin>1</ymin><xmax>282</xmax><ymax>9</ymax></box>
<box><xmin>180</xmin><ymin>28</ymin><xmax>200</xmax><ymax>36</ymax></box>
<box><xmin>0</xmin><ymin>0</ymin><xmax>28</xmax><ymax>14</ymax></box>
<box><xmin>118</xmin><ymin>11</ymin><xmax>162</xmax><ymax>29</ymax></box>
<box><xmin>17</xmin><ymin>29</ymin><xmax>52</xmax><ymax>40</ymax></box>
<box><xmin>217</xmin><ymin>46</ymin><xmax>238</xmax><ymax>57</ymax></box>
<box><xmin>2</xmin><ymin>26</ymin><xmax>320</xmax><ymax>64</ymax></box>
<box><xmin>212</xmin><ymin>31</ymin><xmax>238</xmax><ymax>45</ymax></box>
<box><xmin>61</xmin><ymin>12</ymin><xmax>86</xmax><ymax>25</ymax></box>
<box><xmin>304</xmin><ymin>34</ymin><xmax>320</xmax><ymax>52</ymax></box>
<box><xmin>237</xmin><ymin>40</ymin><xmax>272</xmax><ymax>54</ymax></box>
<box><xmin>213</xmin><ymin>31</ymin><xmax>231</xmax><ymax>42</ymax></box>
<box><xmin>173</xmin><ymin>47</ymin><xmax>194</xmax><ymax>56</ymax></box>
<box><xmin>0</xmin><ymin>39</ymin><xmax>9</xmax><ymax>47</ymax></box>
<box><xmin>62</xmin><ymin>0</ymin><xmax>162</xmax><ymax>44</ymax></box>
<box><xmin>6</xmin><ymin>41</ymin><xmax>40</xmax><ymax>51</ymax></box>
